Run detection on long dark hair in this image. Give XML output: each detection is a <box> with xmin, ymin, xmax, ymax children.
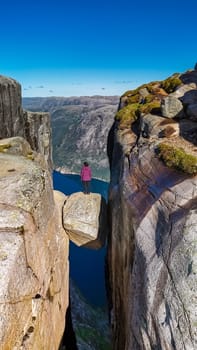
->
<box><xmin>84</xmin><ymin>161</ymin><xmax>89</xmax><ymax>166</ymax></box>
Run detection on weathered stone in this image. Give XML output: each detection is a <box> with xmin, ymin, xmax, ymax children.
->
<box><xmin>0</xmin><ymin>136</ymin><xmax>32</xmax><ymax>157</ymax></box>
<box><xmin>140</xmin><ymin>114</ymin><xmax>179</xmax><ymax>138</ymax></box>
<box><xmin>0</xmin><ymin>75</ymin><xmax>23</xmax><ymax>138</ymax></box>
<box><xmin>23</xmin><ymin>111</ymin><xmax>52</xmax><ymax>170</ymax></box>
<box><xmin>117</xmin><ymin>128</ymin><xmax>137</xmax><ymax>155</ymax></box>
<box><xmin>63</xmin><ymin>192</ymin><xmax>107</xmax><ymax>249</ymax></box>
<box><xmin>108</xmin><ymin>140</ymin><xmax>197</xmax><ymax>350</ymax></box>
<box><xmin>0</xmin><ymin>75</ymin><xmax>52</xmax><ymax>171</ymax></box>
<box><xmin>138</xmin><ymin>87</ymin><xmax>149</xmax><ymax>98</ymax></box>
<box><xmin>0</xmin><ymin>141</ymin><xmax>69</xmax><ymax>350</ymax></box>
<box><xmin>107</xmin><ymin>67</ymin><xmax>197</xmax><ymax>350</ymax></box>
<box><xmin>170</xmin><ymin>83</ymin><xmax>196</xmax><ymax>98</ymax></box>
<box><xmin>0</xmin><ymin>136</ymin><xmax>50</xmax><ymax>170</ymax></box>
<box><xmin>161</xmin><ymin>95</ymin><xmax>184</xmax><ymax>118</ymax></box>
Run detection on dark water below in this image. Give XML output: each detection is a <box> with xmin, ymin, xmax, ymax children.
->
<box><xmin>53</xmin><ymin>171</ymin><xmax>109</xmax><ymax>307</ymax></box>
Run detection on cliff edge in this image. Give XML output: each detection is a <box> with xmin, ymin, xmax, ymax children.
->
<box><xmin>0</xmin><ymin>74</ymin><xmax>108</xmax><ymax>349</ymax></box>
<box><xmin>0</xmin><ymin>75</ymin><xmax>52</xmax><ymax>171</ymax></box>
<box><xmin>0</xmin><ymin>137</ymin><xmax>69</xmax><ymax>349</ymax></box>
<box><xmin>107</xmin><ymin>66</ymin><xmax>197</xmax><ymax>349</ymax></box>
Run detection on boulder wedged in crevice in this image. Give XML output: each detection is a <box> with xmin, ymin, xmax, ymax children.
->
<box><xmin>63</xmin><ymin>192</ymin><xmax>108</xmax><ymax>249</ymax></box>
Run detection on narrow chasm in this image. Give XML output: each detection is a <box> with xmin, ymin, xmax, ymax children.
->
<box><xmin>53</xmin><ymin>171</ymin><xmax>112</xmax><ymax>350</ymax></box>
<box><xmin>59</xmin><ymin>302</ymin><xmax>77</xmax><ymax>350</ymax></box>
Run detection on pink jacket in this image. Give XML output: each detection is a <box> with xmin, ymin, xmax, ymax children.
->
<box><xmin>81</xmin><ymin>166</ymin><xmax>92</xmax><ymax>181</ymax></box>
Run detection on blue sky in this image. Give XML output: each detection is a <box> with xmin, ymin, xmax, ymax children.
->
<box><xmin>1</xmin><ymin>0</ymin><xmax>197</xmax><ymax>97</ymax></box>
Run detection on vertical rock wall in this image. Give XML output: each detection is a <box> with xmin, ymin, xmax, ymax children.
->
<box><xmin>23</xmin><ymin>110</ymin><xmax>53</xmax><ymax>171</ymax></box>
<box><xmin>0</xmin><ymin>75</ymin><xmax>68</xmax><ymax>349</ymax></box>
<box><xmin>0</xmin><ymin>75</ymin><xmax>52</xmax><ymax>170</ymax></box>
<box><xmin>0</xmin><ymin>138</ymin><xmax>69</xmax><ymax>350</ymax></box>
<box><xmin>107</xmin><ymin>68</ymin><xmax>197</xmax><ymax>350</ymax></box>
<box><xmin>0</xmin><ymin>75</ymin><xmax>23</xmax><ymax>138</ymax></box>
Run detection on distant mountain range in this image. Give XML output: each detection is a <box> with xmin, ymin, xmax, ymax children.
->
<box><xmin>23</xmin><ymin>96</ymin><xmax>119</xmax><ymax>180</ymax></box>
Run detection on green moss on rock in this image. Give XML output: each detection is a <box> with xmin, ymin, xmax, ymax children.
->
<box><xmin>115</xmin><ymin>99</ymin><xmax>161</xmax><ymax>129</ymax></box>
<box><xmin>122</xmin><ymin>81</ymin><xmax>160</xmax><ymax>99</ymax></box>
<box><xmin>127</xmin><ymin>93</ymin><xmax>141</xmax><ymax>104</ymax></box>
<box><xmin>115</xmin><ymin>103</ymin><xmax>140</xmax><ymax>128</ymax></box>
<box><xmin>157</xmin><ymin>143</ymin><xmax>197</xmax><ymax>175</ymax></box>
<box><xmin>140</xmin><ymin>100</ymin><xmax>161</xmax><ymax>115</ymax></box>
<box><xmin>161</xmin><ymin>74</ymin><xmax>182</xmax><ymax>93</ymax></box>
<box><xmin>144</xmin><ymin>94</ymin><xmax>155</xmax><ymax>103</ymax></box>
<box><xmin>117</xmin><ymin>74</ymin><xmax>182</xmax><ymax>130</ymax></box>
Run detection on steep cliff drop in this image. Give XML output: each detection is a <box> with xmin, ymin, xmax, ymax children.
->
<box><xmin>0</xmin><ymin>74</ymin><xmax>109</xmax><ymax>349</ymax></box>
<box><xmin>0</xmin><ymin>138</ymin><xmax>69</xmax><ymax>349</ymax></box>
<box><xmin>107</xmin><ymin>66</ymin><xmax>197</xmax><ymax>349</ymax></box>
<box><xmin>0</xmin><ymin>75</ymin><xmax>52</xmax><ymax>171</ymax></box>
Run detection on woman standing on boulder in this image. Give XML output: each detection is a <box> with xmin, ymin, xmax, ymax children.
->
<box><xmin>80</xmin><ymin>161</ymin><xmax>92</xmax><ymax>194</ymax></box>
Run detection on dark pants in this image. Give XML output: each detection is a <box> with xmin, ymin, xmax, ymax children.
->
<box><xmin>82</xmin><ymin>181</ymin><xmax>90</xmax><ymax>194</ymax></box>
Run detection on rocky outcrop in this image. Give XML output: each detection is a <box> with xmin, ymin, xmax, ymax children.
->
<box><xmin>0</xmin><ymin>74</ymin><xmax>109</xmax><ymax>350</ymax></box>
<box><xmin>23</xmin><ymin>110</ymin><xmax>52</xmax><ymax>171</ymax></box>
<box><xmin>0</xmin><ymin>137</ymin><xmax>69</xmax><ymax>349</ymax></box>
<box><xmin>0</xmin><ymin>75</ymin><xmax>52</xmax><ymax>170</ymax></box>
<box><xmin>63</xmin><ymin>192</ymin><xmax>107</xmax><ymax>249</ymax></box>
<box><xmin>107</xmin><ymin>67</ymin><xmax>197</xmax><ymax>349</ymax></box>
<box><xmin>0</xmin><ymin>75</ymin><xmax>23</xmax><ymax>139</ymax></box>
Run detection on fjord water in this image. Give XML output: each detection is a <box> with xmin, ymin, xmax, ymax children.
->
<box><xmin>53</xmin><ymin>171</ymin><xmax>109</xmax><ymax>307</ymax></box>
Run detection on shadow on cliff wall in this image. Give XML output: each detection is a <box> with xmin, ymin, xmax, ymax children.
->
<box><xmin>107</xmin><ymin>121</ymin><xmax>116</xmax><ymax>171</ymax></box>
<box><xmin>59</xmin><ymin>299</ymin><xmax>78</xmax><ymax>350</ymax></box>
<box><xmin>179</xmin><ymin>73</ymin><xmax>197</xmax><ymax>146</ymax></box>
<box><xmin>107</xmin><ymin>121</ymin><xmax>125</xmax><ymax>189</ymax></box>
<box><xmin>178</xmin><ymin>91</ymin><xmax>197</xmax><ymax>146</ymax></box>
<box><xmin>179</xmin><ymin>120</ymin><xmax>197</xmax><ymax>146</ymax></box>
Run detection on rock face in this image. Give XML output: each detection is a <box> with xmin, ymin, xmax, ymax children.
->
<box><xmin>0</xmin><ymin>75</ymin><xmax>23</xmax><ymax>138</ymax></box>
<box><xmin>0</xmin><ymin>74</ymin><xmax>110</xmax><ymax>350</ymax></box>
<box><xmin>107</xmin><ymin>67</ymin><xmax>197</xmax><ymax>349</ymax></box>
<box><xmin>63</xmin><ymin>192</ymin><xmax>107</xmax><ymax>249</ymax></box>
<box><xmin>0</xmin><ymin>137</ymin><xmax>69</xmax><ymax>349</ymax></box>
<box><xmin>23</xmin><ymin>110</ymin><xmax>52</xmax><ymax>170</ymax></box>
<box><xmin>0</xmin><ymin>75</ymin><xmax>52</xmax><ymax>170</ymax></box>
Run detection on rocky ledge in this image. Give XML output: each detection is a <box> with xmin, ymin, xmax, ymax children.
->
<box><xmin>0</xmin><ymin>135</ymin><xmax>107</xmax><ymax>349</ymax></box>
<box><xmin>0</xmin><ymin>137</ymin><xmax>69</xmax><ymax>349</ymax></box>
<box><xmin>107</xmin><ymin>66</ymin><xmax>197</xmax><ymax>349</ymax></box>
